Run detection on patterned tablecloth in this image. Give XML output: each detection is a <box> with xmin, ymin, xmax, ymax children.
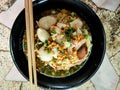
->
<box><xmin>0</xmin><ymin>0</ymin><xmax>120</xmax><ymax>90</ymax></box>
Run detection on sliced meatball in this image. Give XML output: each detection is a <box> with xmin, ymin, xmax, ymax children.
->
<box><xmin>37</xmin><ymin>16</ymin><xmax>57</xmax><ymax>30</ymax></box>
<box><xmin>77</xmin><ymin>45</ymin><xmax>87</xmax><ymax>60</ymax></box>
<box><xmin>37</xmin><ymin>28</ymin><xmax>50</xmax><ymax>42</ymax></box>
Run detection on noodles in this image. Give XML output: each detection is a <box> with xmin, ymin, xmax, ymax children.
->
<box><xmin>24</xmin><ymin>9</ymin><xmax>92</xmax><ymax>77</ymax></box>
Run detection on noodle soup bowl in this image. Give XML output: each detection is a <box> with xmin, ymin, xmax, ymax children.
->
<box><xmin>10</xmin><ymin>0</ymin><xmax>106</xmax><ymax>89</ymax></box>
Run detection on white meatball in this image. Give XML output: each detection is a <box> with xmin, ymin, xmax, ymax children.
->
<box><xmin>37</xmin><ymin>46</ymin><xmax>53</xmax><ymax>62</ymax></box>
<box><xmin>37</xmin><ymin>28</ymin><xmax>50</xmax><ymax>42</ymax></box>
<box><xmin>37</xmin><ymin>47</ymin><xmax>58</xmax><ymax>62</ymax></box>
<box><xmin>37</xmin><ymin>16</ymin><xmax>57</xmax><ymax>30</ymax></box>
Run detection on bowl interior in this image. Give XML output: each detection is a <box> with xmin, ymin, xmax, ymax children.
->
<box><xmin>10</xmin><ymin>0</ymin><xmax>106</xmax><ymax>89</ymax></box>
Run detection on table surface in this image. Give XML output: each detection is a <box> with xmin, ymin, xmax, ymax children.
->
<box><xmin>0</xmin><ymin>0</ymin><xmax>120</xmax><ymax>90</ymax></box>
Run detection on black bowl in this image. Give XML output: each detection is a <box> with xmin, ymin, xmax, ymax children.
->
<box><xmin>10</xmin><ymin>0</ymin><xmax>106</xmax><ymax>89</ymax></box>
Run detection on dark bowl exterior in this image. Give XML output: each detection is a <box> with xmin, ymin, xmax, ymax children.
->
<box><xmin>10</xmin><ymin>0</ymin><xmax>106</xmax><ymax>89</ymax></box>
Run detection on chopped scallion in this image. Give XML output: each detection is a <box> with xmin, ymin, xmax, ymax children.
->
<box><xmin>61</xmin><ymin>50</ymin><xmax>65</xmax><ymax>53</ymax></box>
<box><xmin>38</xmin><ymin>42</ymin><xmax>44</xmax><ymax>47</ymax></box>
<box><xmin>70</xmin><ymin>19</ymin><xmax>74</xmax><ymax>22</ymax></box>
<box><xmin>51</xmin><ymin>30</ymin><xmax>56</xmax><ymax>35</ymax></box>
<box><xmin>66</xmin><ymin>55</ymin><xmax>69</xmax><ymax>59</ymax></box>
<box><xmin>64</xmin><ymin>42</ymin><xmax>71</xmax><ymax>47</ymax></box>
<box><xmin>44</xmin><ymin>40</ymin><xmax>48</xmax><ymax>45</ymax></box>
<box><xmin>84</xmin><ymin>34</ymin><xmax>89</xmax><ymax>39</ymax></box>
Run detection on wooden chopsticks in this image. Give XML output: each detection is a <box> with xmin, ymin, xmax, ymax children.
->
<box><xmin>25</xmin><ymin>0</ymin><xmax>37</xmax><ymax>90</ymax></box>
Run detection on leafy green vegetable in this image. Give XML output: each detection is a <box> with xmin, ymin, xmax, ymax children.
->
<box><xmin>44</xmin><ymin>40</ymin><xmax>48</xmax><ymax>46</ymax></box>
<box><xmin>61</xmin><ymin>41</ymin><xmax>64</xmax><ymax>45</ymax></box>
<box><xmin>70</xmin><ymin>19</ymin><xmax>74</xmax><ymax>22</ymax></box>
<box><xmin>84</xmin><ymin>34</ymin><xmax>89</xmax><ymax>39</ymax></box>
<box><xmin>67</xmin><ymin>37</ymin><xmax>71</xmax><ymax>42</ymax></box>
<box><xmin>57</xmin><ymin>47</ymin><xmax>59</xmax><ymax>50</ymax></box>
<box><xmin>55</xmin><ymin>71</ymin><xmax>61</xmax><ymax>76</ymax></box>
<box><xmin>50</xmin><ymin>29</ymin><xmax>56</xmax><ymax>35</ymax></box>
<box><xmin>66</xmin><ymin>55</ymin><xmax>69</xmax><ymax>59</ymax></box>
<box><xmin>65</xmin><ymin>26</ymin><xmax>76</xmax><ymax>42</ymax></box>
<box><xmin>38</xmin><ymin>42</ymin><xmax>44</xmax><ymax>47</ymax></box>
<box><xmin>44</xmin><ymin>40</ymin><xmax>51</xmax><ymax>53</ymax></box>
<box><xmin>61</xmin><ymin>50</ymin><xmax>65</xmax><ymax>53</ymax></box>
